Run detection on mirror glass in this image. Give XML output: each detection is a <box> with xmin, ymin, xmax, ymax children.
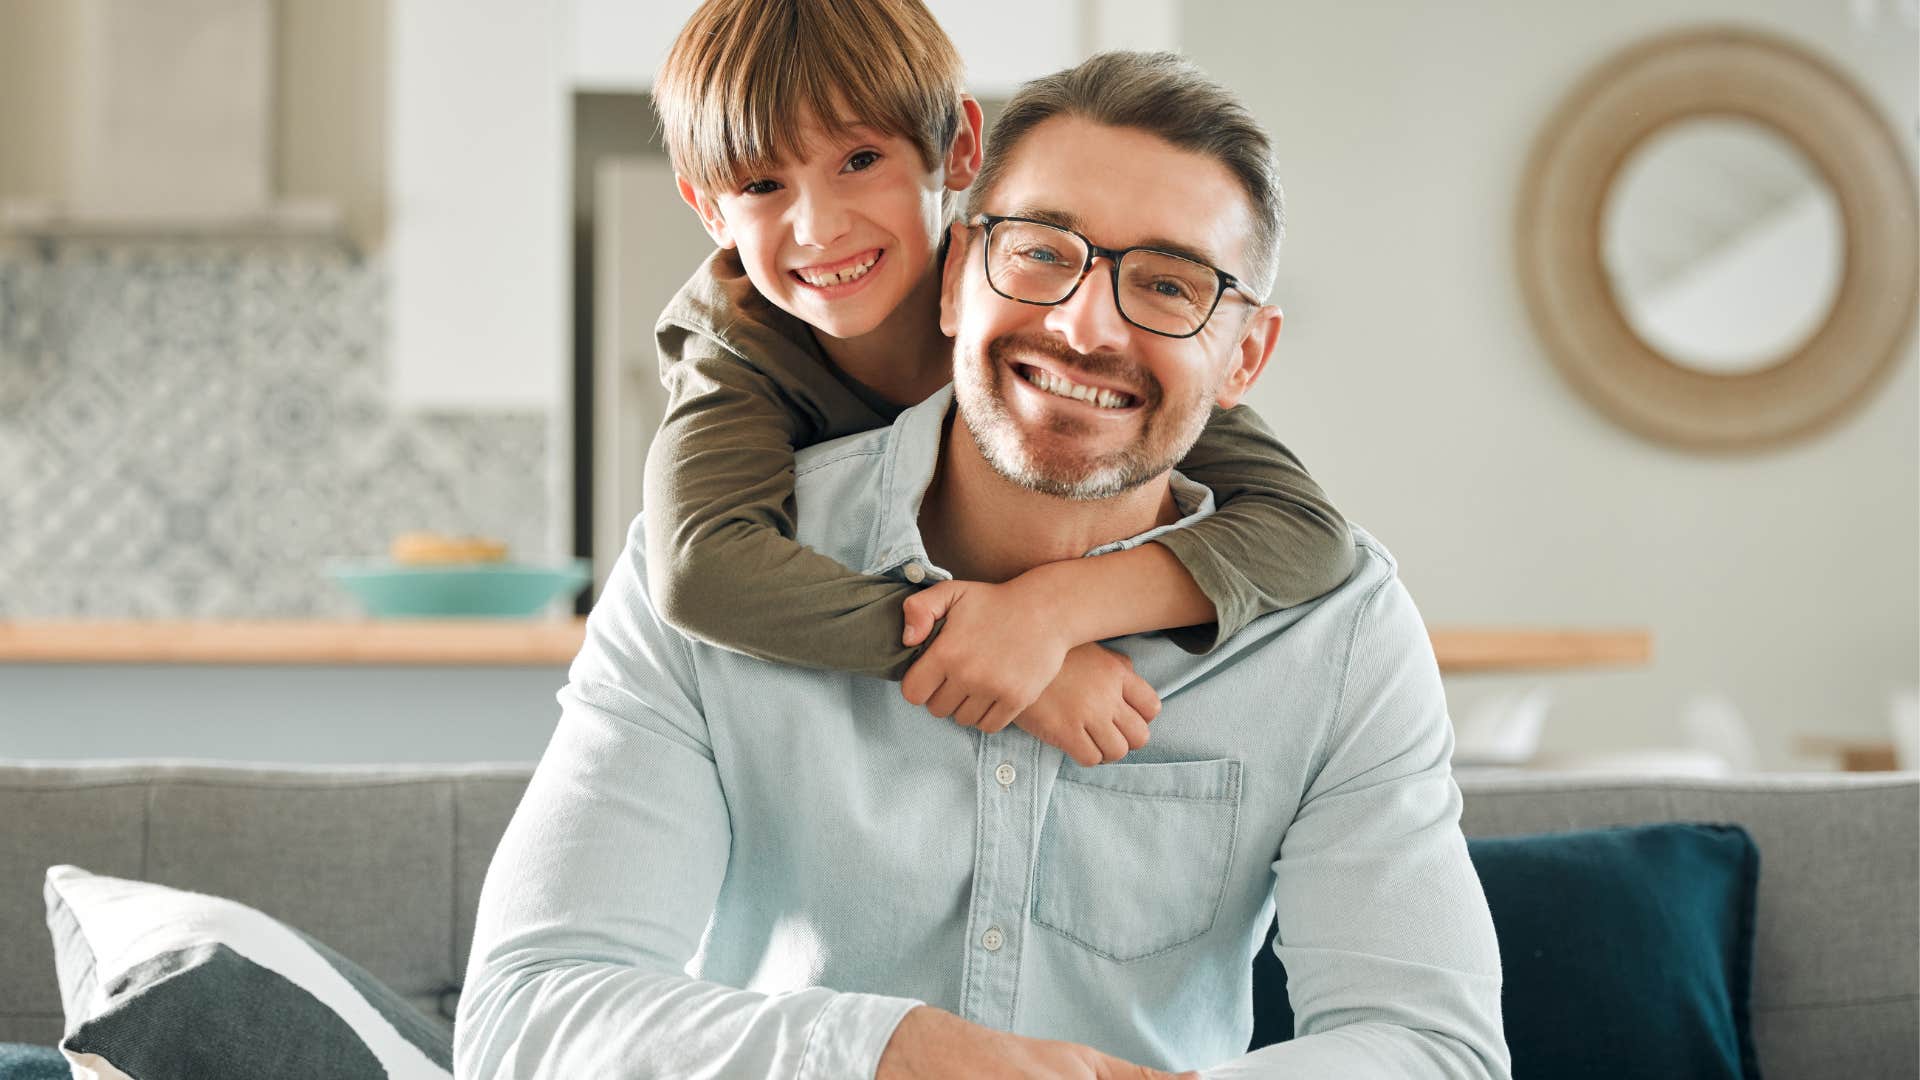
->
<box><xmin>1601</xmin><ymin>117</ymin><xmax>1845</xmax><ymax>375</ymax></box>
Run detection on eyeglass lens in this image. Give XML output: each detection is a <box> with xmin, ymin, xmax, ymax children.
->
<box><xmin>985</xmin><ymin>220</ymin><xmax>1219</xmax><ymax>336</ymax></box>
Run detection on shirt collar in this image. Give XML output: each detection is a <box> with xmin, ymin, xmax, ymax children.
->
<box><xmin>862</xmin><ymin>385</ymin><xmax>1217</xmax><ymax>580</ymax></box>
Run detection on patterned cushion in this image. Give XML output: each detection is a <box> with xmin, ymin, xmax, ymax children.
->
<box><xmin>43</xmin><ymin>866</ymin><xmax>451</xmax><ymax>1080</ymax></box>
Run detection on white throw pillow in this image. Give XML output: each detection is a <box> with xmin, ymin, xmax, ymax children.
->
<box><xmin>43</xmin><ymin>865</ymin><xmax>452</xmax><ymax>1080</ymax></box>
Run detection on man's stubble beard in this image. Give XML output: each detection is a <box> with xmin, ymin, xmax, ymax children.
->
<box><xmin>953</xmin><ymin>331</ymin><xmax>1216</xmax><ymax>502</ymax></box>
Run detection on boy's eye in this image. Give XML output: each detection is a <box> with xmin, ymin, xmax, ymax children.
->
<box><xmin>740</xmin><ymin>178</ymin><xmax>782</xmax><ymax>196</ymax></box>
<box><xmin>844</xmin><ymin>150</ymin><xmax>881</xmax><ymax>173</ymax></box>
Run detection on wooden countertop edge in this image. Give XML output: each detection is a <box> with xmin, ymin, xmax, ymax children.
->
<box><xmin>1430</xmin><ymin>629</ymin><xmax>1653</xmax><ymax>672</ymax></box>
<box><xmin>0</xmin><ymin>621</ymin><xmax>1653</xmax><ymax>671</ymax></box>
<box><xmin>0</xmin><ymin>619</ymin><xmax>593</xmax><ymax>666</ymax></box>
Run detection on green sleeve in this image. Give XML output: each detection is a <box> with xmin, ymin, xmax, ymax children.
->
<box><xmin>641</xmin><ymin>327</ymin><xmax>927</xmax><ymax>681</ymax></box>
<box><xmin>1153</xmin><ymin>404</ymin><xmax>1354</xmax><ymax>653</ymax></box>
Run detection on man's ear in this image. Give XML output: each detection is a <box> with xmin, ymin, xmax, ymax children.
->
<box><xmin>1216</xmin><ymin>304</ymin><xmax>1281</xmax><ymax>408</ymax></box>
<box><xmin>676</xmin><ymin>175</ymin><xmax>735</xmax><ymax>249</ymax></box>
<box><xmin>943</xmin><ymin>96</ymin><xmax>985</xmax><ymax>192</ymax></box>
<box><xmin>938</xmin><ymin>220</ymin><xmax>970</xmax><ymax>337</ymax></box>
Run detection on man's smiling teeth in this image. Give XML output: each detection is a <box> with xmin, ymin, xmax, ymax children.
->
<box><xmin>1021</xmin><ymin>366</ymin><xmax>1133</xmax><ymax>409</ymax></box>
<box><xmin>795</xmin><ymin>251</ymin><xmax>879</xmax><ymax>287</ymax></box>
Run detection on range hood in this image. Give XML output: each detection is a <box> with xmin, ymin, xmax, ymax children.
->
<box><xmin>2</xmin><ymin>0</ymin><xmax>342</xmax><ymax>242</ymax></box>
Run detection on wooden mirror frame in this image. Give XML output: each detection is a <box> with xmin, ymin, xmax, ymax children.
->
<box><xmin>1516</xmin><ymin>27</ymin><xmax>1918</xmax><ymax>450</ymax></box>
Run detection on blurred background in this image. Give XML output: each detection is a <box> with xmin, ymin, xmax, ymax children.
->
<box><xmin>0</xmin><ymin>0</ymin><xmax>1913</xmax><ymax>773</ymax></box>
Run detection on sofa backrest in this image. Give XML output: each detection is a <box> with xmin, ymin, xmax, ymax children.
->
<box><xmin>0</xmin><ymin>761</ymin><xmax>528</xmax><ymax>1047</ymax></box>
<box><xmin>1</xmin><ymin>761</ymin><xmax>1913</xmax><ymax>1080</ymax></box>
<box><xmin>1457</xmin><ymin>771</ymin><xmax>1918</xmax><ymax>1080</ymax></box>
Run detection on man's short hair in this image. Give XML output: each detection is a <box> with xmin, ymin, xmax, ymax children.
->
<box><xmin>655</xmin><ymin>0</ymin><xmax>965</xmax><ymax>197</ymax></box>
<box><xmin>967</xmin><ymin>51</ymin><xmax>1286</xmax><ymax>298</ymax></box>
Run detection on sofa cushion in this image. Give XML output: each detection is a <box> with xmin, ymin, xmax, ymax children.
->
<box><xmin>1252</xmin><ymin>822</ymin><xmax>1761</xmax><ymax>1079</ymax></box>
<box><xmin>43</xmin><ymin>866</ymin><xmax>451</xmax><ymax>1080</ymax></box>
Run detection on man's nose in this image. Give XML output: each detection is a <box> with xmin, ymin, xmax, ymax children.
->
<box><xmin>789</xmin><ymin>187</ymin><xmax>852</xmax><ymax>250</ymax></box>
<box><xmin>1043</xmin><ymin>257</ymin><xmax>1132</xmax><ymax>356</ymax></box>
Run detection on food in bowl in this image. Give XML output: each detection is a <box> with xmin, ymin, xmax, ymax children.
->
<box><xmin>389</xmin><ymin>531</ymin><xmax>510</xmax><ymax>565</ymax></box>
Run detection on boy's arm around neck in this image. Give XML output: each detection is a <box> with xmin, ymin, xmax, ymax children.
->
<box><xmin>1151</xmin><ymin>403</ymin><xmax>1354</xmax><ymax>652</ymax></box>
<box><xmin>644</xmin><ymin>319</ymin><xmax>925</xmax><ymax>680</ymax></box>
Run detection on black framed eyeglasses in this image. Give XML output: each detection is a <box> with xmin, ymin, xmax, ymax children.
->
<box><xmin>967</xmin><ymin>213</ymin><xmax>1265</xmax><ymax>339</ymax></box>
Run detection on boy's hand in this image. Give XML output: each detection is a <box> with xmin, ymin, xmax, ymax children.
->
<box><xmin>901</xmin><ymin>578</ymin><xmax>1075</xmax><ymax>733</ymax></box>
<box><xmin>1014</xmin><ymin>642</ymin><xmax>1160</xmax><ymax>766</ymax></box>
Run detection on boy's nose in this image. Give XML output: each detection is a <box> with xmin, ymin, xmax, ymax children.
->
<box><xmin>1044</xmin><ymin>257</ymin><xmax>1132</xmax><ymax>356</ymax></box>
<box><xmin>790</xmin><ymin>190</ymin><xmax>853</xmax><ymax>250</ymax></box>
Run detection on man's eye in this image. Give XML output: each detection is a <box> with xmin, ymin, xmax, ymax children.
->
<box><xmin>1017</xmin><ymin>246</ymin><xmax>1067</xmax><ymax>265</ymax></box>
<box><xmin>740</xmin><ymin>178</ymin><xmax>781</xmax><ymax>196</ymax></box>
<box><xmin>844</xmin><ymin>150</ymin><xmax>881</xmax><ymax>172</ymax></box>
<box><xmin>1149</xmin><ymin>278</ymin><xmax>1194</xmax><ymax>300</ymax></box>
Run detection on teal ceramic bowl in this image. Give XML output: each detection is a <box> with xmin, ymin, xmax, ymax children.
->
<box><xmin>326</xmin><ymin>559</ymin><xmax>591</xmax><ymax>618</ymax></box>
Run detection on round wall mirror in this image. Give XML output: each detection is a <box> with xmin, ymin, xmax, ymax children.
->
<box><xmin>1517</xmin><ymin>28</ymin><xmax>1917</xmax><ymax>449</ymax></box>
<box><xmin>1602</xmin><ymin>117</ymin><xmax>1846</xmax><ymax>376</ymax></box>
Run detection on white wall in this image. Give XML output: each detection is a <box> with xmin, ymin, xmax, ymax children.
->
<box><xmin>566</xmin><ymin>0</ymin><xmax>1171</xmax><ymax>94</ymax></box>
<box><xmin>1183</xmin><ymin>2</ymin><xmax>1918</xmax><ymax>766</ymax></box>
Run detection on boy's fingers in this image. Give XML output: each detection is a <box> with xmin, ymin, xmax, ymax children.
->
<box><xmin>900</xmin><ymin>663</ymin><xmax>939</xmax><ymax>706</ymax></box>
<box><xmin>1089</xmin><ymin>720</ymin><xmax>1129</xmax><ymax>762</ymax></box>
<box><xmin>1066</xmin><ymin>733</ymin><xmax>1101</xmax><ymax>767</ymax></box>
<box><xmin>953</xmin><ymin>696</ymin><xmax>990</xmax><ymax>730</ymax></box>
<box><xmin>900</xmin><ymin>581</ymin><xmax>961</xmax><ymax>646</ymax></box>
<box><xmin>1116</xmin><ymin>710</ymin><xmax>1151</xmax><ymax>751</ymax></box>
<box><xmin>926</xmin><ymin>683</ymin><xmax>966</xmax><ymax>720</ymax></box>
<box><xmin>1121</xmin><ymin>677</ymin><xmax>1161</xmax><ymax>723</ymax></box>
<box><xmin>978</xmin><ymin>701</ymin><xmax>1016</xmax><ymax>734</ymax></box>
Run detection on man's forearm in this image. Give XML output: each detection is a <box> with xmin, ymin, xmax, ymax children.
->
<box><xmin>458</xmin><ymin>955</ymin><xmax>918</xmax><ymax>1080</ymax></box>
<box><xmin>1198</xmin><ymin>1021</ymin><xmax>1506</xmax><ymax>1079</ymax></box>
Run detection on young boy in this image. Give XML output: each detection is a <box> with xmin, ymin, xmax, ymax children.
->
<box><xmin>646</xmin><ymin>0</ymin><xmax>1353</xmax><ymax>767</ymax></box>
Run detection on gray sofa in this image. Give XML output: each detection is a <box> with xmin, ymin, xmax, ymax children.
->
<box><xmin>1</xmin><ymin>761</ymin><xmax>1914</xmax><ymax>1078</ymax></box>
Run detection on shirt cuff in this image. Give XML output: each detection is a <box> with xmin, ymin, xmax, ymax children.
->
<box><xmin>796</xmin><ymin>991</ymin><xmax>924</xmax><ymax>1080</ymax></box>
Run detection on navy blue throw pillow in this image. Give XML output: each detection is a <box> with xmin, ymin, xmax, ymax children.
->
<box><xmin>1250</xmin><ymin>822</ymin><xmax>1761</xmax><ymax>1080</ymax></box>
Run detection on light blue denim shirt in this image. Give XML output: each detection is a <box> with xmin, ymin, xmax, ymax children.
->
<box><xmin>457</xmin><ymin>387</ymin><xmax>1508</xmax><ymax>1079</ymax></box>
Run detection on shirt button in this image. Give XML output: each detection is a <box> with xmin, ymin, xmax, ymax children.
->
<box><xmin>981</xmin><ymin>926</ymin><xmax>1004</xmax><ymax>952</ymax></box>
<box><xmin>994</xmin><ymin>762</ymin><xmax>1016</xmax><ymax>787</ymax></box>
<box><xmin>903</xmin><ymin>562</ymin><xmax>927</xmax><ymax>584</ymax></box>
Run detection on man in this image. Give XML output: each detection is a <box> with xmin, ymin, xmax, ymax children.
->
<box><xmin>456</xmin><ymin>51</ymin><xmax>1508</xmax><ymax>1080</ymax></box>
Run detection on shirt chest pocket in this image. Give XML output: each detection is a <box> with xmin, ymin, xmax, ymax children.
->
<box><xmin>1030</xmin><ymin>757</ymin><xmax>1242</xmax><ymax>963</ymax></box>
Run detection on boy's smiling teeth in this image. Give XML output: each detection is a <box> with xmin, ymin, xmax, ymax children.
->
<box><xmin>794</xmin><ymin>250</ymin><xmax>881</xmax><ymax>287</ymax></box>
<box><xmin>1018</xmin><ymin>364</ymin><xmax>1135</xmax><ymax>409</ymax></box>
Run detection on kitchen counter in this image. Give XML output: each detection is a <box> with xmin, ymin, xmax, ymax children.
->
<box><xmin>0</xmin><ymin>619</ymin><xmax>589</xmax><ymax>666</ymax></box>
<box><xmin>0</xmin><ymin>621</ymin><xmax>1652</xmax><ymax>672</ymax></box>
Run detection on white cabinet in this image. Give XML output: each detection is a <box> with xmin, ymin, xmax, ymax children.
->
<box><xmin>566</xmin><ymin>0</ymin><xmax>1177</xmax><ymax>95</ymax></box>
<box><xmin>387</xmin><ymin>0</ymin><xmax>568</xmax><ymax>412</ymax></box>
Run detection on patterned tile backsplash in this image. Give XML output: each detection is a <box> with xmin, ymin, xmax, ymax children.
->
<box><xmin>0</xmin><ymin>242</ymin><xmax>551</xmax><ymax>618</ymax></box>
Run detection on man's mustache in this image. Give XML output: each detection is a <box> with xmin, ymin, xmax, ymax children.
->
<box><xmin>985</xmin><ymin>333</ymin><xmax>1163</xmax><ymax>408</ymax></box>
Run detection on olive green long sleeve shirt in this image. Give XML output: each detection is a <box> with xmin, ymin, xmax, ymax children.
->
<box><xmin>642</xmin><ymin>250</ymin><xmax>1352</xmax><ymax>680</ymax></box>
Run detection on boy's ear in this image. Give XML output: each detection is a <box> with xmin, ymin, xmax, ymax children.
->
<box><xmin>1216</xmin><ymin>304</ymin><xmax>1281</xmax><ymax>409</ymax></box>
<box><xmin>676</xmin><ymin>175</ymin><xmax>736</xmax><ymax>249</ymax></box>
<box><xmin>943</xmin><ymin>96</ymin><xmax>985</xmax><ymax>192</ymax></box>
<box><xmin>938</xmin><ymin>220</ymin><xmax>970</xmax><ymax>337</ymax></box>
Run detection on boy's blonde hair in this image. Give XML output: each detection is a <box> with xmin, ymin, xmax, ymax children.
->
<box><xmin>655</xmin><ymin>0</ymin><xmax>965</xmax><ymax>196</ymax></box>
